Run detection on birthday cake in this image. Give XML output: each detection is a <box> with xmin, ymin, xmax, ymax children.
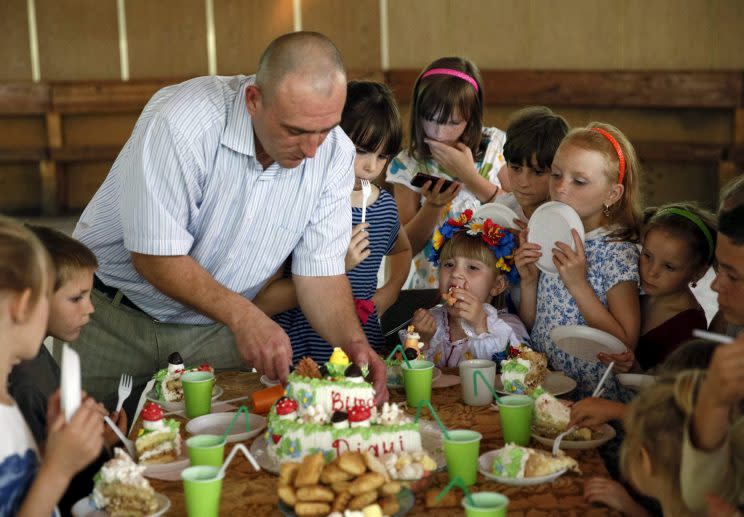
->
<box><xmin>92</xmin><ymin>448</ymin><xmax>158</xmax><ymax>515</ymax></box>
<box><xmin>499</xmin><ymin>344</ymin><xmax>548</xmax><ymax>394</ymax></box>
<box><xmin>151</xmin><ymin>352</ymin><xmax>214</xmax><ymax>402</ymax></box>
<box><xmin>267</xmin><ymin>350</ymin><xmax>423</xmax><ymax>463</ymax></box>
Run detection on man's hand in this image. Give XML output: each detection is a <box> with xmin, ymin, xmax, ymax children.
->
<box><xmin>344</xmin><ymin>340</ymin><xmax>389</xmax><ymax>404</ymax></box>
<box><xmin>232</xmin><ymin>311</ymin><xmax>293</xmax><ymax>383</ymax></box>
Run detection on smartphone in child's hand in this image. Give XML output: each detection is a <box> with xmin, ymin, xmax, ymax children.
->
<box><xmin>410</xmin><ymin>172</ymin><xmax>458</xmax><ymax>190</ymax></box>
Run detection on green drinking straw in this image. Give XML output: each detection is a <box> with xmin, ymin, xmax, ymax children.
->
<box><xmin>435</xmin><ymin>475</ymin><xmax>475</xmax><ymax>506</ymax></box>
<box><xmin>473</xmin><ymin>370</ymin><xmax>501</xmax><ymax>404</ymax></box>
<box><xmin>221</xmin><ymin>405</ymin><xmax>251</xmax><ymax>442</ymax></box>
<box><xmin>384</xmin><ymin>344</ymin><xmax>412</xmax><ymax>369</ymax></box>
<box><xmin>414</xmin><ymin>399</ymin><xmax>450</xmax><ymax>440</ymax></box>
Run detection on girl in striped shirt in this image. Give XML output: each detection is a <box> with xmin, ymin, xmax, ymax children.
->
<box><xmin>257</xmin><ymin>81</ymin><xmax>412</xmax><ymax>364</ymax></box>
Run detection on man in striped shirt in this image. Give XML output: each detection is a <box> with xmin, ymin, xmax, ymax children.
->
<box><xmin>69</xmin><ymin>32</ymin><xmax>389</xmax><ymax>414</ymax></box>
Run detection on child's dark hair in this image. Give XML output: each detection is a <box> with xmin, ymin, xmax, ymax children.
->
<box><xmin>642</xmin><ymin>202</ymin><xmax>717</xmax><ymax>269</ymax></box>
<box><xmin>341</xmin><ymin>81</ymin><xmax>402</xmax><ymax>165</ymax></box>
<box><xmin>503</xmin><ymin>106</ymin><xmax>569</xmax><ymax>171</ymax></box>
<box><xmin>408</xmin><ymin>57</ymin><xmax>483</xmax><ymax>162</ymax></box>
<box><xmin>26</xmin><ymin>225</ymin><xmax>98</xmax><ymax>292</ymax></box>
<box><xmin>719</xmin><ymin>203</ymin><xmax>744</xmax><ymax>246</ymax></box>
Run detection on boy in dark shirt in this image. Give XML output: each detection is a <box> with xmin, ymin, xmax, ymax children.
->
<box><xmin>9</xmin><ymin>226</ymin><xmax>127</xmax><ymax>515</ymax></box>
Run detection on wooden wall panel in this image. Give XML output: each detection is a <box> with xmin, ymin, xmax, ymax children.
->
<box><xmin>302</xmin><ymin>0</ymin><xmax>380</xmax><ymax>71</ymax></box>
<box><xmin>640</xmin><ymin>163</ymin><xmax>718</xmax><ymax>209</ymax></box>
<box><xmin>0</xmin><ymin>117</ymin><xmax>46</xmax><ymax>148</ymax></box>
<box><xmin>63</xmin><ymin>114</ymin><xmax>138</xmax><ymax>147</ymax></box>
<box><xmin>63</xmin><ymin>162</ymin><xmax>111</xmax><ymax>210</ymax></box>
<box><xmin>127</xmin><ymin>0</ymin><xmax>208</xmax><ymax>79</ymax></box>
<box><xmin>0</xmin><ymin>164</ymin><xmax>40</xmax><ymax>213</ymax></box>
<box><xmin>35</xmin><ymin>0</ymin><xmax>119</xmax><ymax>80</ymax></box>
<box><xmin>0</xmin><ymin>0</ymin><xmax>32</xmax><ymax>81</ymax></box>
<box><xmin>214</xmin><ymin>0</ymin><xmax>294</xmax><ymax>76</ymax></box>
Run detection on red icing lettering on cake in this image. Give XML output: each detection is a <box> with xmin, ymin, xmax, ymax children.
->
<box><xmin>330</xmin><ymin>391</ymin><xmax>374</xmax><ymax>412</ymax></box>
<box><xmin>332</xmin><ymin>434</ymin><xmax>407</xmax><ymax>457</ymax></box>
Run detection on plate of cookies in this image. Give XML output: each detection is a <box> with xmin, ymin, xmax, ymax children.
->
<box><xmin>277</xmin><ymin>452</ymin><xmax>416</xmax><ymax>517</ymax></box>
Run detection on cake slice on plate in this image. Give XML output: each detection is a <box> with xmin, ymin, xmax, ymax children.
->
<box><xmin>135</xmin><ymin>402</ymin><xmax>182</xmax><ymax>464</ymax></box>
<box><xmin>533</xmin><ymin>393</ymin><xmax>592</xmax><ymax>440</ymax></box>
<box><xmin>92</xmin><ymin>448</ymin><xmax>159</xmax><ymax>516</ymax></box>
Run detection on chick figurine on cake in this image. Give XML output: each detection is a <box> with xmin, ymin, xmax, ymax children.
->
<box><xmin>326</xmin><ymin>347</ymin><xmax>350</xmax><ymax>378</ymax></box>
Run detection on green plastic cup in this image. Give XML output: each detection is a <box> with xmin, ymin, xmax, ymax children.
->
<box><xmin>462</xmin><ymin>492</ymin><xmax>509</xmax><ymax>517</ymax></box>
<box><xmin>181</xmin><ymin>465</ymin><xmax>223</xmax><ymax>517</ymax></box>
<box><xmin>182</xmin><ymin>371</ymin><xmax>215</xmax><ymax>418</ymax></box>
<box><xmin>186</xmin><ymin>434</ymin><xmax>226</xmax><ymax>467</ymax></box>
<box><xmin>497</xmin><ymin>394</ymin><xmax>534</xmax><ymax>446</ymax></box>
<box><xmin>401</xmin><ymin>359</ymin><xmax>434</xmax><ymax>407</ymax></box>
<box><xmin>442</xmin><ymin>429</ymin><xmax>482</xmax><ymax>486</ymax></box>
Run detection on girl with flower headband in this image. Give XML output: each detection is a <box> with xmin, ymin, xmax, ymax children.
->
<box><xmin>516</xmin><ymin>122</ymin><xmax>643</xmax><ymax>401</ymax></box>
<box><xmin>403</xmin><ymin>209</ymin><xmax>526</xmax><ymax>368</ymax></box>
<box><xmin>386</xmin><ymin>57</ymin><xmax>508</xmax><ymax>290</ymax></box>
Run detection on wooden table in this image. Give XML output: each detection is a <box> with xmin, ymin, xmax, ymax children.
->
<box><xmin>139</xmin><ymin>371</ymin><xmax>618</xmax><ymax>516</ymax></box>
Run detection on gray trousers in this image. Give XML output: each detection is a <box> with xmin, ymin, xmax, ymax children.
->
<box><xmin>57</xmin><ymin>287</ymin><xmax>247</xmax><ymax>417</ymax></box>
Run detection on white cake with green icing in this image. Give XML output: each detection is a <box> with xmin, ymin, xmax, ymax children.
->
<box><xmin>266</xmin><ymin>349</ymin><xmax>423</xmax><ymax>462</ymax></box>
<box><xmin>499</xmin><ymin>344</ymin><xmax>548</xmax><ymax>394</ymax></box>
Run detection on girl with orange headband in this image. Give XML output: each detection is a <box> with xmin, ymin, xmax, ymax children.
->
<box><xmin>386</xmin><ymin>57</ymin><xmax>508</xmax><ymax>290</ymax></box>
<box><xmin>515</xmin><ymin>122</ymin><xmax>643</xmax><ymax>401</ymax></box>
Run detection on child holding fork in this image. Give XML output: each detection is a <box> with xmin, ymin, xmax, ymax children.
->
<box><xmin>255</xmin><ymin>81</ymin><xmax>412</xmax><ymax>364</ymax></box>
<box><xmin>8</xmin><ymin>225</ymin><xmax>127</xmax><ymax>514</ymax></box>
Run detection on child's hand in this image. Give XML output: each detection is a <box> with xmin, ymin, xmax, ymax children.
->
<box><xmin>411</xmin><ymin>308</ymin><xmax>437</xmax><ymax>345</ymax></box>
<box><xmin>424</xmin><ymin>140</ymin><xmax>477</xmax><ymax>181</ymax></box>
<box><xmin>514</xmin><ymin>228</ymin><xmax>541</xmax><ymax>286</ymax></box>
<box><xmin>706</xmin><ymin>494</ymin><xmax>744</xmax><ymax>517</ymax></box>
<box><xmin>420</xmin><ymin>178</ymin><xmax>460</xmax><ymax>208</ymax></box>
<box><xmin>553</xmin><ymin>229</ymin><xmax>588</xmax><ymax>290</ymax></box>
<box><xmin>345</xmin><ymin>223</ymin><xmax>370</xmax><ymax>271</ymax></box>
<box><xmin>700</xmin><ymin>333</ymin><xmax>744</xmax><ymax>410</ymax></box>
<box><xmin>584</xmin><ymin>478</ymin><xmax>647</xmax><ymax>515</ymax></box>
<box><xmin>597</xmin><ymin>349</ymin><xmax>635</xmax><ymax>373</ymax></box>
<box><xmin>45</xmin><ymin>397</ymin><xmax>104</xmax><ymax>479</ymax></box>
<box><xmin>569</xmin><ymin>397</ymin><xmax>625</xmax><ymax>428</ymax></box>
<box><xmin>449</xmin><ymin>285</ymin><xmax>488</xmax><ymax>334</ymax></box>
<box><xmin>103</xmin><ymin>410</ymin><xmax>129</xmax><ymax>448</ymax></box>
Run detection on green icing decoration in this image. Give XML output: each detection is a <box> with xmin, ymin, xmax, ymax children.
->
<box><xmin>325</xmin><ymin>362</ymin><xmax>348</xmax><ymax>378</ymax></box>
<box><xmin>287</xmin><ymin>372</ymin><xmax>375</xmax><ymax>391</ymax></box>
<box><xmin>501</xmin><ymin>362</ymin><xmax>529</xmax><ymax>374</ymax></box>
<box><xmin>493</xmin><ymin>447</ymin><xmax>527</xmax><ymax>478</ymax></box>
<box><xmin>267</xmin><ymin>412</ymin><xmax>418</xmax><ymax>440</ymax></box>
<box><xmin>530</xmin><ymin>386</ymin><xmax>546</xmax><ymax>399</ymax></box>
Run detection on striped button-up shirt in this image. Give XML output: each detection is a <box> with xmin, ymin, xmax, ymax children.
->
<box><xmin>74</xmin><ymin>75</ymin><xmax>354</xmax><ymax>324</ymax></box>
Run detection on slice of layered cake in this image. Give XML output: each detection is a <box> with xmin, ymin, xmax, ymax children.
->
<box><xmin>135</xmin><ymin>402</ymin><xmax>182</xmax><ymax>464</ymax></box>
<box><xmin>92</xmin><ymin>448</ymin><xmax>158</xmax><ymax>516</ymax></box>
<box><xmin>499</xmin><ymin>344</ymin><xmax>548</xmax><ymax>394</ymax></box>
<box><xmin>152</xmin><ymin>352</ymin><xmax>214</xmax><ymax>402</ymax></box>
<box><xmin>533</xmin><ymin>392</ymin><xmax>592</xmax><ymax>440</ymax></box>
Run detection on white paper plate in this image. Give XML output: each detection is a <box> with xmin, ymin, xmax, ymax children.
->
<box><xmin>494</xmin><ymin>371</ymin><xmax>576</xmax><ymax>396</ymax></box>
<box><xmin>71</xmin><ymin>492</ymin><xmax>170</xmax><ymax>517</ymax></box>
<box><xmin>617</xmin><ymin>373</ymin><xmax>656</xmax><ymax>391</ymax></box>
<box><xmin>251</xmin><ymin>419</ymin><xmax>445</xmax><ymax>475</ymax></box>
<box><xmin>527</xmin><ymin>201</ymin><xmax>585</xmax><ymax>275</ymax></box>
<box><xmin>61</xmin><ymin>345</ymin><xmax>81</xmax><ymax>422</ymax></box>
<box><xmin>432</xmin><ymin>373</ymin><xmax>460</xmax><ymax>388</ymax></box>
<box><xmin>141</xmin><ymin>449</ymin><xmax>190</xmax><ymax>480</ymax></box>
<box><xmin>145</xmin><ymin>385</ymin><xmax>224</xmax><ymax>412</ymax></box>
<box><xmin>387</xmin><ymin>367</ymin><xmax>442</xmax><ymax>389</ymax></box>
<box><xmin>474</xmin><ymin>203</ymin><xmax>522</xmax><ymax>230</ymax></box>
<box><xmin>260</xmin><ymin>375</ymin><xmax>282</xmax><ymax>387</ymax></box>
<box><xmin>478</xmin><ymin>450</ymin><xmax>567</xmax><ymax>486</ymax></box>
<box><xmin>551</xmin><ymin>325</ymin><xmax>627</xmax><ymax>363</ymax></box>
<box><xmin>186</xmin><ymin>411</ymin><xmax>266</xmax><ymax>443</ymax></box>
<box><xmin>531</xmin><ymin>423</ymin><xmax>617</xmax><ymax>450</ymax></box>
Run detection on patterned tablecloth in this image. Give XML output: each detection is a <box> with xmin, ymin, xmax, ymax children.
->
<box><xmin>137</xmin><ymin>371</ymin><xmax>619</xmax><ymax>516</ymax></box>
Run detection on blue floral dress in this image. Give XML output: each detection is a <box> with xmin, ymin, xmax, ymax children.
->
<box><xmin>530</xmin><ymin>228</ymin><xmax>639</xmax><ymax>402</ymax></box>
<box><xmin>386</xmin><ymin>127</ymin><xmax>506</xmax><ymax>289</ymax></box>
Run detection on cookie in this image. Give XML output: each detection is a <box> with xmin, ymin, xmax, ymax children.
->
<box><xmin>330</xmin><ymin>481</ymin><xmax>352</xmax><ymax>494</ymax></box>
<box><xmin>294</xmin><ymin>502</ymin><xmax>331</xmax><ymax>517</ymax></box>
<box><xmin>320</xmin><ymin>463</ymin><xmax>354</xmax><ymax>484</ymax></box>
<box><xmin>348</xmin><ymin>490</ymin><xmax>378</xmax><ymax>511</ymax></box>
<box><xmin>295</xmin><ymin>453</ymin><xmax>325</xmax><ymax>487</ymax></box>
<box><xmin>277</xmin><ymin>485</ymin><xmax>296</xmax><ymax>506</ymax></box>
<box><xmin>296</xmin><ymin>485</ymin><xmax>335</xmax><ymax>502</ymax></box>
<box><xmin>337</xmin><ymin>451</ymin><xmax>367</xmax><ymax>476</ymax></box>
<box><xmin>331</xmin><ymin>490</ymin><xmax>352</xmax><ymax>513</ymax></box>
<box><xmin>349</xmin><ymin>472</ymin><xmax>386</xmax><ymax>495</ymax></box>
<box><xmin>380</xmin><ymin>481</ymin><xmax>402</xmax><ymax>496</ymax></box>
<box><xmin>363</xmin><ymin>451</ymin><xmax>390</xmax><ymax>481</ymax></box>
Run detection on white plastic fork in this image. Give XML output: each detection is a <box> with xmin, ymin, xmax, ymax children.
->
<box><xmin>115</xmin><ymin>373</ymin><xmax>133</xmax><ymax>413</ymax></box>
<box><xmin>360</xmin><ymin>179</ymin><xmax>372</xmax><ymax>223</ymax></box>
<box><xmin>104</xmin><ymin>415</ymin><xmax>136</xmax><ymax>458</ymax></box>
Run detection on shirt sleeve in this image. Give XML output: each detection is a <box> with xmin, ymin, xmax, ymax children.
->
<box><xmin>601</xmin><ymin>240</ymin><xmax>640</xmax><ymax>292</ymax></box>
<box><xmin>292</xmin><ymin>138</ymin><xmax>355</xmax><ymax>277</ymax></box>
<box><xmin>461</xmin><ymin>304</ymin><xmax>521</xmax><ymax>361</ymax></box>
<box><xmin>10</xmin><ymin>388</ymin><xmax>47</xmax><ymax>447</ymax></box>
<box><xmin>120</xmin><ymin>113</ymin><xmax>202</xmax><ymax>255</ymax></box>
<box><xmin>385</xmin><ymin>151</ymin><xmax>419</xmax><ymax>189</ymax></box>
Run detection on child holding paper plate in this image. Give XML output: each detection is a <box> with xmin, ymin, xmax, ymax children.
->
<box><xmin>0</xmin><ymin>216</ymin><xmax>104</xmax><ymax>516</ymax></box>
<box><xmin>515</xmin><ymin>122</ymin><xmax>643</xmax><ymax>401</ymax></box>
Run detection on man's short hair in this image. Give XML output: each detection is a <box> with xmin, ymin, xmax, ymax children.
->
<box><xmin>718</xmin><ymin>204</ymin><xmax>744</xmax><ymax>246</ymax></box>
<box><xmin>26</xmin><ymin>225</ymin><xmax>97</xmax><ymax>291</ymax></box>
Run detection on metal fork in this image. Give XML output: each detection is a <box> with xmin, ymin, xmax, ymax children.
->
<box><xmin>360</xmin><ymin>179</ymin><xmax>372</xmax><ymax>223</ymax></box>
<box><xmin>115</xmin><ymin>373</ymin><xmax>133</xmax><ymax>413</ymax></box>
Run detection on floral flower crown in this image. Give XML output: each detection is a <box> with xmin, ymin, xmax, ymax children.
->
<box><xmin>424</xmin><ymin>209</ymin><xmax>519</xmax><ymax>283</ymax></box>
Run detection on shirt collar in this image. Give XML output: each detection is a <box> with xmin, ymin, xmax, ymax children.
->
<box><xmin>221</xmin><ymin>75</ymin><xmax>257</xmax><ymax>157</ymax></box>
